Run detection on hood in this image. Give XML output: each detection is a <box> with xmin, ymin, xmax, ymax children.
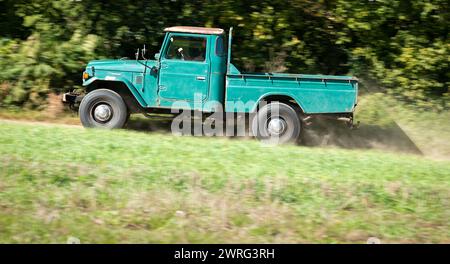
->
<box><xmin>87</xmin><ymin>59</ymin><xmax>157</xmax><ymax>72</ymax></box>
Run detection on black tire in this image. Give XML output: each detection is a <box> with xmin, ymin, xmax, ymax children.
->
<box><xmin>79</xmin><ymin>89</ymin><xmax>129</xmax><ymax>129</ymax></box>
<box><xmin>252</xmin><ymin>102</ymin><xmax>301</xmax><ymax>144</ymax></box>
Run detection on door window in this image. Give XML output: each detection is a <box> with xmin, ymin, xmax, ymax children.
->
<box><xmin>165</xmin><ymin>36</ymin><xmax>207</xmax><ymax>62</ymax></box>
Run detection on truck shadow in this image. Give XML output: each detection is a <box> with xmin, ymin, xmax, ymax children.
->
<box><xmin>125</xmin><ymin>115</ymin><xmax>423</xmax><ymax>155</ymax></box>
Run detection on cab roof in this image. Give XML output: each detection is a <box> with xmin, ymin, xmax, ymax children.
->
<box><xmin>164</xmin><ymin>26</ymin><xmax>224</xmax><ymax>35</ymax></box>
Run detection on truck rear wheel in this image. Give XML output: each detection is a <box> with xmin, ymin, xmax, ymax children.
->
<box><xmin>252</xmin><ymin>102</ymin><xmax>301</xmax><ymax>144</ymax></box>
<box><xmin>79</xmin><ymin>89</ymin><xmax>129</xmax><ymax>129</ymax></box>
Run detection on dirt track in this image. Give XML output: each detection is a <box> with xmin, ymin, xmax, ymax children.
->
<box><xmin>0</xmin><ymin>118</ymin><xmax>82</xmax><ymax>129</ymax></box>
<box><xmin>1</xmin><ymin>116</ymin><xmax>430</xmax><ymax>159</ymax></box>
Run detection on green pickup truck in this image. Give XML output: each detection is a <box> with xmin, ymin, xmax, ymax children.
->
<box><xmin>63</xmin><ymin>26</ymin><xmax>358</xmax><ymax>143</ymax></box>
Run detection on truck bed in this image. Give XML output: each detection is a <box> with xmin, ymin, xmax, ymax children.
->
<box><xmin>225</xmin><ymin>65</ymin><xmax>358</xmax><ymax>114</ymax></box>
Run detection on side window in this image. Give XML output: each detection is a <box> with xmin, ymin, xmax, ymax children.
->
<box><xmin>165</xmin><ymin>36</ymin><xmax>207</xmax><ymax>62</ymax></box>
<box><xmin>215</xmin><ymin>35</ymin><xmax>226</xmax><ymax>56</ymax></box>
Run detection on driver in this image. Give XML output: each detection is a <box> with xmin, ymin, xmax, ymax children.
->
<box><xmin>187</xmin><ymin>39</ymin><xmax>206</xmax><ymax>61</ymax></box>
<box><xmin>175</xmin><ymin>39</ymin><xmax>206</xmax><ymax>61</ymax></box>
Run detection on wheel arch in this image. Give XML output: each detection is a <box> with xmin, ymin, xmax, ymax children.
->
<box><xmin>254</xmin><ymin>93</ymin><xmax>305</xmax><ymax>114</ymax></box>
<box><xmin>85</xmin><ymin>80</ymin><xmax>145</xmax><ymax>113</ymax></box>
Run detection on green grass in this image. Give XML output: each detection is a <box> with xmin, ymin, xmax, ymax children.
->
<box><xmin>0</xmin><ymin>120</ymin><xmax>449</xmax><ymax>243</ymax></box>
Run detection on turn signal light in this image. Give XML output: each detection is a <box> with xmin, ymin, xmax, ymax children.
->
<box><xmin>83</xmin><ymin>72</ymin><xmax>89</xmax><ymax>80</ymax></box>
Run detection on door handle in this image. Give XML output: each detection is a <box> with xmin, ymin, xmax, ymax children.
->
<box><xmin>196</xmin><ymin>76</ymin><xmax>206</xmax><ymax>80</ymax></box>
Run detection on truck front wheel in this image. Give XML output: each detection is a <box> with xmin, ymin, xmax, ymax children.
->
<box><xmin>252</xmin><ymin>102</ymin><xmax>301</xmax><ymax>144</ymax></box>
<box><xmin>79</xmin><ymin>89</ymin><xmax>129</xmax><ymax>129</ymax></box>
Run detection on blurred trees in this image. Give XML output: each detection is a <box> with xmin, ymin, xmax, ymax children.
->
<box><xmin>0</xmin><ymin>0</ymin><xmax>448</xmax><ymax>109</ymax></box>
<box><xmin>335</xmin><ymin>0</ymin><xmax>449</xmax><ymax>109</ymax></box>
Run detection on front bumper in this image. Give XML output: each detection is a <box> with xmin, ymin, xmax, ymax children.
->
<box><xmin>62</xmin><ymin>92</ymin><xmax>84</xmax><ymax>110</ymax></box>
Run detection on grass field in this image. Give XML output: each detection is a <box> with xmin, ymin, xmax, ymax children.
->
<box><xmin>0</xmin><ymin>119</ymin><xmax>449</xmax><ymax>243</ymax></box>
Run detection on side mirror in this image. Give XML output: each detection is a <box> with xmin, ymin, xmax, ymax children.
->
<box><xmin>154</xmin><ymin>53</ymin><xmax>160</xmax><ymax>60</ymax></box>
<box><xmin>141</xmin><ymin>44</ymin><xmax>147</xmax><ymax>60</ymax></box>
<box><xmin>135</xmin><ymin>48</ymin><xmax>140</xmax><ymax>60</ymax></box>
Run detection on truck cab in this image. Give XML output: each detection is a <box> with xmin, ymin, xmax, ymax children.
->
<box><xmin>64</xmin><ymin>26</ymin><xmax>358</xmax><ymax>143</ymax></box>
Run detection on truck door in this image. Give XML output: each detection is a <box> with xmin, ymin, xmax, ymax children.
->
<box><xmin>158</xmin><ymin>34</ymin><xmax>209</xmax><ymax>102</ymax></box>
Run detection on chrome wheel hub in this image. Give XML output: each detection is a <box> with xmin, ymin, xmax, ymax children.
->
<box><xmin>93</xmin><ymin>104</ymin><xmax>112</xmax><ymax>122</ymax></box>
<box><xmin>267</xmin><ymin>118</ymin><xmax>286</xmax><ymax>136</ymax></box>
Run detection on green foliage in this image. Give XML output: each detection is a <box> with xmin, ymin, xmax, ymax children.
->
<box><xmin>0</xmin><ymin>0</ymin><xmax>448</xmax><ymax>109</ymax></box>
<box><xmin>337</xmin><ymin>0</ymin><xmax>449</xmax><ymax>109</ymax></box>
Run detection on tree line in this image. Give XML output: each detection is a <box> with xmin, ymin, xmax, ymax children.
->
<box><xmin>0</xmin><ymin>0</ymin><xmax>448</xmax><ymax>109</ymax></box>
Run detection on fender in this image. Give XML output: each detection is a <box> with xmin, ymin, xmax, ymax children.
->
<box><xmin>252</xmin><ymin>92</ymin><xmax>306</xmax><ymax>113</ymax></box>
<box><xmin>83</xmin><ymin>77</ymin><xmax>147</xmax><ymax>107</ymax></box>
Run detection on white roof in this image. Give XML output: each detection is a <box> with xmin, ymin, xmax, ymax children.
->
<box><xmin>164</xmin><ymin>26</ymin><xmax>224</xmax><ymax>35</ymax></box>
